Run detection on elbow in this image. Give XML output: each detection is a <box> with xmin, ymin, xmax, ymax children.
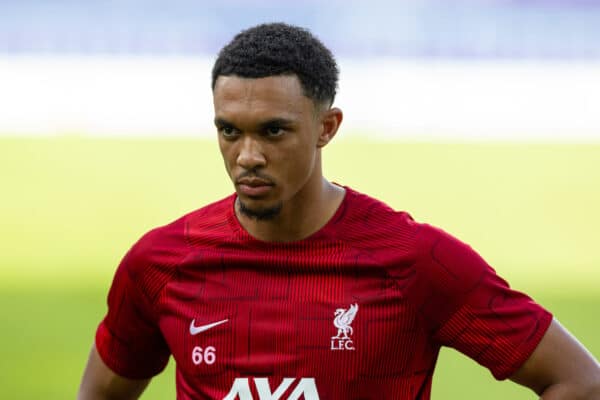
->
<box><xmin>584</xmin><ymin>367</ymin><xmax>600</xmax><ymax>399</ymax></box>
<box><xmin>587</xmin><ymin>376</ymin><xmax>600</xmax><ymax>399</ymax></box>
<box><xmin>577</xmin><ymin>380</ymin><xmax>600</xmax><ymax>400</ymax></box>
<box><xmin>540</xmin><ymin>374</ymin><xmax>600</xmax><ymax>399</ymax></box>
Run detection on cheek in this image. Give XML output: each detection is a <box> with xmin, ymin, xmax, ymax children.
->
<box><xmin>218</xmin><ymin>143</ymin><xmax>235</xmax><ymax>176</ymax></box>
<box><xmin>282</xmin><ymin>148</ymin><xmax>317</xmax><ymax>183</ymax></box>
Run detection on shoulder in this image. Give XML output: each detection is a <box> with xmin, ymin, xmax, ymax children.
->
<box><xmin>117</xmin><ymin>194</ymin><xmax>236</xmax><ymax>298</ymax></box>
<box><xmin>342</xmin><ymin>187</ymin><xmax>482</xmax><ymax>263</ymax></box>
<box><xmin>411</xmin><ymin>223</ymin><xmax>490</xmax><ymax>296</ymax></box>
<box><xmin>340</xmin><ymin>187</ymin><xmax>419</xmax><ymax>243</ymax></box>
<box><xmin>129</xmin><ymin>194</ymin><xmax>235</xmax><ymax>262</ymax></box>
<box><xmin>342</xmin><ymin>187</ymin><xmax>490</xmax><ymax>291</ymax></box>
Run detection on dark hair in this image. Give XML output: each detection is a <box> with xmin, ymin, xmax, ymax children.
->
<box><xmin>212</xmin><ymin>22</ymin><xmax>339</xmax><ymax>106</ymax></box>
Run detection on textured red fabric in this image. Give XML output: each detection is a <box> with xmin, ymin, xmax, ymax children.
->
<box><xmin>96</xmin><ymin>187</ymin><xmax>552</xmax><ymax>399</ymax></box>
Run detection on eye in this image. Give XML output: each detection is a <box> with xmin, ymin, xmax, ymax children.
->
<box><xmin>218</xmin><ymin>125</ymin><xmax>239</xmax><ymax>138</ymax></box>
<box><xmin>265</xmin><ymin>126</ymin><xmax>285</xmax><ymax>137</ymax></box>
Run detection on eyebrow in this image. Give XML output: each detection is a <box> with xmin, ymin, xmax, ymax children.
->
<box><xmin>214</xmin><ymin>117</ymin><xmax>233</xmax><ymax>127</ymax></box>
<box><xmin>214</xmin><ymin>117</ymin><xmax>295</xmax><ymax>129</ymax></box>
<box><xmin>257</xmin><ymin>118</ymin><xmax>295</xmax><ymax>130</ymax></box>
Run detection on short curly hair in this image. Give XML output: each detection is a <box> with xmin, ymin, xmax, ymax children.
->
<box><xmin>212</xmin><ymin>23</ymin><xmax>339</xmax><ymax>106</ymax></box>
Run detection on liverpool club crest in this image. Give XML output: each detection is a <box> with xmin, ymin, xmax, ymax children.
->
<box><xmin>330</xmin><ymin>303</ymin><xmax>358</xmax><ymax>351</ymax></box>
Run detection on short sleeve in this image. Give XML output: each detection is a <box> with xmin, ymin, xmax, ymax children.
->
<box><xmin>414</xmin><ymin>225</ymin><xmax>553</xmax><ymax>380</ymax></box>
<box><xmin>95</xmin><ymin>242</ymin><xmax>171</xmax><ymax>379</ymax></box>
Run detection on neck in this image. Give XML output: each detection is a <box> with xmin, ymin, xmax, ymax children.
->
<box><xmin>235</xmin><ymin>178</ymin><xmax>346</xmax><ymax>242</ymax></box>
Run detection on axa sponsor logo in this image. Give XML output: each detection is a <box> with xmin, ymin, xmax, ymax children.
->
<box><xmin>223</xmin><ymin>377</ymin><xmax>320</xmax><ymax>400</ymax></box>
<box><xmin>331</xmin><ymin>303</ymin><xmax>358</xmax><ymax>351</ymax></box>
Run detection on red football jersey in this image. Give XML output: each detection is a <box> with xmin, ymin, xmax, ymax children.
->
<box><xmin>96</xmin><ymin>187</ymin><xmax>552</xmax><ymax>399</ymax></box>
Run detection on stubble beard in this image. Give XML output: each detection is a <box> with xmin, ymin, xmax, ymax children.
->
<box><xmin>238</xmin><ymin>198</ymin><xmax>283</xmax><ymax>221</ymax></box>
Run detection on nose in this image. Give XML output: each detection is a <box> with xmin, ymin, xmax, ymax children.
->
<box><xmin>236</xmin><ymin>136</ymin><xmax>266</xmax><ymax>170</ymax></box>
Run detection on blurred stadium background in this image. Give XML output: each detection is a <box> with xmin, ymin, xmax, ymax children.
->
<box><xmin>1</xmin><ymin>1</ymin><xmax>599</xmax><ymax>399</ymax></box>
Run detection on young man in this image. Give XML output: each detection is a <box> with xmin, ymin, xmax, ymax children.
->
<box><xmin>78</xmin><ymin>23</ymin><xmax>600</xmax><ymax>399</ymax></box>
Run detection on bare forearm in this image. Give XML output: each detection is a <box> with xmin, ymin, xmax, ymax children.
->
<box><xmin>78</xmin><ymin>379</ymin><xmax>147</xmax><ymax>400</ymax></box>
<box><xmin>510</xmin><ymin>320</ymin><xmax>600</xmax><ymax>400</ymax></box>
<box><xmin>78</xmin><ymin>345</ymin><xmax>150</xmax><ymax>400</ymax></box>
<box><xmin>539</xmin><ymin>382</ymin><xmax>600</xmax><ymax>400</ymax></box>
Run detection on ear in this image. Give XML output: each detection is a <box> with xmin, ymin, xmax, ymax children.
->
<box><xmin>317</xmin><ymin>107</ymin><xmax>343</xmax><ymax>148</ymax></box>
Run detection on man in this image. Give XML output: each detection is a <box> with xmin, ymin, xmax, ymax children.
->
<box><xmin>78</xmin><ymin>23</ymin><xmax>600</xmax><ymax>399</ymax></box>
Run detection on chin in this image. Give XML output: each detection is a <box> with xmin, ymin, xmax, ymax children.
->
<box><xmin>237</xmin><ymin>198</ymin><xmax>283</xmax><ymax>221</ymax></box>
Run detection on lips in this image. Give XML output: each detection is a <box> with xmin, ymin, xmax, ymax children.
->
<box><xmin>236</xmin><ymin>177</ymin><xmax>274</xmax><ymax>197</ymax></box>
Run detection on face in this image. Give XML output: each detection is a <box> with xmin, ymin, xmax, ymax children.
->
<box><xmin>213</xmin><ymin>75</ymin><xmax>330</xmax><ymax>220</ymax></box>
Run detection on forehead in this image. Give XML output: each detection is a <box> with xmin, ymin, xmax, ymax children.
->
<box><xmin>213</xmin><ymin>75</ymin><xmax>314</xmax><ymax>121</ymax></box>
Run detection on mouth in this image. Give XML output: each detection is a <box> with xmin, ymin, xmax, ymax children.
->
<box><xmin>235</xmin><ymin>177</ymin><xmax>274</xmax><ymax>197</ymax></box>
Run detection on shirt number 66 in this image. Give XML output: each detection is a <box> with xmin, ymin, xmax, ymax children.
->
<box><xmin>192</xmin><ymin>346</ymin><xmax>216</xmax><ymax>365</ymax></box>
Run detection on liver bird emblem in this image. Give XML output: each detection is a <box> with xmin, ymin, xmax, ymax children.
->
<box><xmin>332</xmin><ymin>303</ymin><xmax>359</xmax><ymax>339</ymax></box>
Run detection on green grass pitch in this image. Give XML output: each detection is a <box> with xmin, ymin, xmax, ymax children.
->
<box><xmin>0</xmin><ymin>137</ymin><xmax>599</xmax><ymax>399</ymax></box>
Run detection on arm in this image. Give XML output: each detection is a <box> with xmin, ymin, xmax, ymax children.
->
<box><xmin>77</xmin><ymin>344</ymin><xmax>151</xmax><ymax>400</ymax></box>
<box><xmin>510</xmin><ymin>319</ymin><xmax>600</xmax><ymax>399</ymax></box>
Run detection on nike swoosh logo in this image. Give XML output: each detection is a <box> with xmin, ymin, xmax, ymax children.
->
<box><xmin>189</xmin><ymin>318</ymin><xmax>229</xmax><ymax>335</ymax></box>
